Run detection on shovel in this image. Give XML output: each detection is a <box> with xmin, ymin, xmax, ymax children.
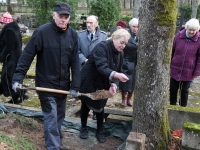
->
<box><xmin>18</xmin><ymin>86</ymin><xmax>113</xmax><ymax>100</ymax></box>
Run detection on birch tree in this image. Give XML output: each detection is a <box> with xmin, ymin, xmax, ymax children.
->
<box><xmin>133</xmin><ymin>0</ymin><xmax>142</xmax><ymax>18</ymax></box>
<box><xmin>132</xmin><ymin>0</ymin><xmax>177</xmax><ymax>149</ymax></box>
<box><xmin>191</xmin><ymin>0</ymin><xmax>198</xmax><ymax>18</ymax></box>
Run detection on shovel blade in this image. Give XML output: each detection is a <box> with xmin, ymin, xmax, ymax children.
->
<box><xmin>81</xmin><ymin>90</ymin><xmax>113</xmax><ymax>100</ymax></box>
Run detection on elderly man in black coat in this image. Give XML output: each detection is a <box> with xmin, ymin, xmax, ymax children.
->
<box><xmin>12</xmin><ymin>2</ymin><xmax>80</xmax><ymax>149</ymax></box>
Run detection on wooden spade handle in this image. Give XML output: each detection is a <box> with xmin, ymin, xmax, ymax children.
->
<box><xmin>22</xmin><ymin>86</ymin><xmax>82</xmax><ymax>96</ymax></box>
<box><xmin>19</xmin><ymin>86</ymin><xmax>112</xmax><ymax>100</ymax></box>
<box><xmin>35</xmin><ymin>87</ymin><xmax>70</xmax><ymax>94</ymax></box>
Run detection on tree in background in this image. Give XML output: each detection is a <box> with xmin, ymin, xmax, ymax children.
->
<box><xmin>132</xmin><ymin>0</ymin><xmax>177</xmax><ymax>149</ymax></box>
<box><xmin>179</xmin><ymin>3</ymin><xmax>200</xmax><ymax>19</ymax></box>
<box><xmin>179</xmin><ymin>4</ymin><xmax>192</xmax><ymax>19</ymax></box>
<box><xmin>6</xmin><ymin>0</ymin><xmax>12</xmax><ymax>13</ymax></box>
<box><xmin>191</xmin><ymin>0</ymin><xmax>198</xmax><ymax>18</ymax></box>
<box><xmin>133</xmin><ymin>0</ymin><xmax>141</xmax><ymax>18</ymax></box>
<box><xmin>89</xmin><ymin>0</ymin><xmax>121</xmax><ymax>31</ymax></box>
<box><xmin>26</xmin><ymin>0</ymin><xmax>78</xmax><ymax>27</ymax></box>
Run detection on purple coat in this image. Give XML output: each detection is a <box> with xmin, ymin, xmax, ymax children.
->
<box><xmin>170</xmin><ymin>28</ymin><xmax>200</xmax><ymax>81</ymax></box>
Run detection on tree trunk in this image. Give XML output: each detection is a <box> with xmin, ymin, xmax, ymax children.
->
<box><xmin>6</xmin><ymin>0</ymin><xmax>12</xmax><ymax>13</ymax></box>
<box><xmin>132</xmin><ymin>0</ymin><xmax>177</xmax><ymax>149</ymax></box>
<box><xmin>191</xmin><ymin>0</ymin><xmax>198</xmax><ymax>18</ymax></box>
<box><xmin>133</xmin><ymin>0</ymin><xmax>141</xmax><ymax>18</ymax></box>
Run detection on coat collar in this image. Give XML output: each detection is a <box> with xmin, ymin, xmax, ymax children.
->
<box><xmin>50</xmin><ymin>19</ymin><xmax>69</xmax><ymax>33</ymax></box>
<box><xmin>87</xmin><ymin>28</ymin><xmax>100</xmax><ymax>37</ymax></box>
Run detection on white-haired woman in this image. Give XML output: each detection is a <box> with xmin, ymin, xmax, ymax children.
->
<box><xmin>79</xmin><ymin>29</ymin><xmax>130</xmax><ymax>143</ymax></box>
<box><xmin>170</xmin><ymin>18</ymin><xmax>200</xmax><ymax>107</ymax></box>
<box><xmin>119</xmin><ymin>18</ymin><xmax>139</xmax><ymax>106</ymax></box>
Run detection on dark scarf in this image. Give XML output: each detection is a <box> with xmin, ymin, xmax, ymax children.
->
<box><xmin>109</xmin><ymin>40</ymin><xmax>123</xmax><ymax>72</ymax></box>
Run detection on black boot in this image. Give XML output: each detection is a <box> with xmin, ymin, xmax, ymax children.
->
<box><xmin>92</xmin><ymin>111</ymin><xmax>97</xmax><ymax>120</ymax></box>
<box><xmin>96</xmin><ymin>130</ymin><xmax>106</xmax><ymax>143</ymax></box>
<box><xmin>6</xmin><ymin>97</ymin><xmax>21</xmax><ymax>104</ymax></box>
<box><xmin>79</xmin><ymin>127</ymin><xmax>88</xmax><ymax>139</ymax></box>
<box><xmin>20</xmin><ymin>92</ymin><xmax>29</xmax><ymax>102</ymax></box>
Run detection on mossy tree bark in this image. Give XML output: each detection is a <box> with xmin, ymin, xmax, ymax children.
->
<box><xmin>132</xmin><ymin>0</ymin><xmax>177</xmax><ymax>149</ymax></box>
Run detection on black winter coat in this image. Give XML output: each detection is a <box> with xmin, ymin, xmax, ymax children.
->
<box><xmin>119</xmin><ymin>30</ymin><xmax>138</xmax><ymax>92</ymax></box>
<box><xmin>0</xmin><ymin>22</ymin><xmax>22</xmax><ymax>96</ymax></box>
<box><xmin>12</xmin><ymin>20</ymin><xmax>80</xmax><ymax>97</ymax></box>
<box><xmin>80</xmin><ymin>40</ymin><xmax>123</xmax><ymax>109</ymax></box>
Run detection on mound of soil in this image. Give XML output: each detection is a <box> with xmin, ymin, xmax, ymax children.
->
<box><xmin>0</xmin><ymin>118</ymin><xmax>45</xmax><ymax>150</ymax></box>
<box><xmin>0</xmin><ymin>116</ymin><xmax>123</xmax><ymax>150</ymax></box>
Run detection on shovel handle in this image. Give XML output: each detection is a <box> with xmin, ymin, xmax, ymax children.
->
<box><xmin>35</xmin><ymin>87</ymin><xmax>72</xmax><ymax>95</ymax></box>
<box><xmin>36</xmin><ymin>87</ymin><xmax>83</xmax><ymax>96</ymax></box>
<box><xmin>20</xmin><ymin>86</ymin><xmax>81</xmax><ymax>96</ymax></box>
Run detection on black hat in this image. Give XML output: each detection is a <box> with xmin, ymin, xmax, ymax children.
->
<box><xmin>54</xmin><ymin>2</ymin><xmax>71</xmax><ymax>15</ymax></box>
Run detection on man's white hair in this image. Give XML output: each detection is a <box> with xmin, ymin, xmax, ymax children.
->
<box><xmin>87</xmin><ymin>15</ymin><xmax>98</xmax><ymax>23</ymax></box>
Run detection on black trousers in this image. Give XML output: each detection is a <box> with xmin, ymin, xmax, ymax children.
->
<box><xmin>169</xmin><ymin>78</ymin><xmax>191</xmax><ymax>106</ymax></box>
<box><xmin>80</xmin><ymin>102</ymin><xmax>104</xmax><ymax>132</ymax></box>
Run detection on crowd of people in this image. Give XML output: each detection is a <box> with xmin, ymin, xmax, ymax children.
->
<box><xmin>0</xmin><ymin>1</ymin><xmax>200</xmax><ymax>150</ymax></box>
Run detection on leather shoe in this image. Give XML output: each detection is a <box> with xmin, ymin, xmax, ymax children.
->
<box><xmin>96</xmin><ymin>131</ymin><xmax>106</xmax><ymax>143</ymax></box>
<box><xmin>79</xmin><ymin>127</ymin><xmax>88</xmax><ymax>139</ymax></box>
<box><xmin>59</xmin><ymin>145</ymin><xmax>70</xmax><ymax>150</ymax></box>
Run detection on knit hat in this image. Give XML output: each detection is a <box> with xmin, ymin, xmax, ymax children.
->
<box><xmin>116</xmin><ymin>20</ymin><xmax>127</xmax><ymax>29</ymax></box>
<box><xmin>0</xmin><ymin>12</ymin><xmax>13</xmax><ymax>24</ymax></box>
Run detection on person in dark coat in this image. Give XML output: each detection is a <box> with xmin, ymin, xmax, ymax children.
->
<box><xmin>119</xmin><ymin>18</ymin><xmax>139</xmax><ymax>107</ymax></box>
<box><xmin>170</xmin><ymin>18</ymin><xmax>200</xmax><ymax>107</ymax></box>
<box><xmin>79</xmin><ymin>29</ymin><xmax>130</xmax><ymax>143</ymax></box>
<box><xmin>78</xmin><ymin>15</ymin><xmax>107</xmax><ymax>120</ymax></box>
<box><xmin>0</xmin><ymin>12</ymin><xmax>28</xmax><ymax>104</ymax></box>
<box><xmin>12</xmin><ymin>2</ymin><xmax>80</xmax><ymax>150</ymax></box>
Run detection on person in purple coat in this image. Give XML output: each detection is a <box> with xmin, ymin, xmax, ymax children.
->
<box><xmin>170</xmin><ymin>18</ymin><xmax>200</xmax><ymax>107</ymax></box>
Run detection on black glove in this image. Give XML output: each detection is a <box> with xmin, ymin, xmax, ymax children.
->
<box><xmin>70</xmin><ymin>89</ymin><xmax>78</xmax><ymax>98</ymax></box>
